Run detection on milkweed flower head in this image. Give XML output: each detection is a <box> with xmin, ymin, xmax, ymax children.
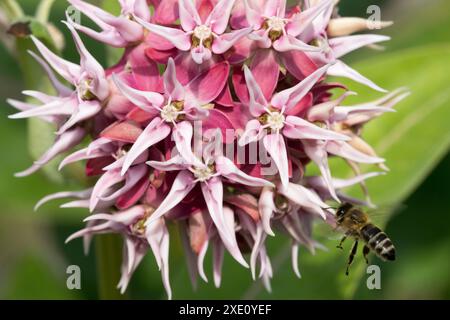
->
<box><xmin>8</xmin><ymin>0</ymin><xmax>408</xmax><ymax>299</ymax></box>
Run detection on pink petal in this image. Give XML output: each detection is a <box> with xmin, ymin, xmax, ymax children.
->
<box><xmin>145</xmin><ymin>46</ymin><xmax>178</xmax><ymax>65</ymax></box>
<box><xmin>224</xmin><ymin>193</ymin><xmax>260</xmax><ymax>221</ymax></box>
<box><xmin>146</xmin><ymin>170</ymin><xmax>197</xmax><ymax>224</ymax></box>
<box><xmin>145</xmin><ymin>32</ymin><xmax>177</xmax><ymax>51</ymax></box>
<box><xmin>263</xmin><ymin>133</ymin><xmax>289</xmax><ymax>188</ymax></box>
<box><xmin>291</xmin><ymin>242</ymin><xmax>301</xmax><ymax>278</ymax></box>
<box><xmin>186</xmin><ymin>61</ymin><xmax>230</xmax><ymax>104</ymax></box>
<box><xmin>152</xmin><ymin>0</ymin><xmax>179</xmax><ymax>25</ymax></box>
<box><xmin>145</xmin><ymin>218</ymin><xmax>172</xmax><ymax>299</ymax></box>
<box><xmin>212</xmin><ymin>27</ymin><xmax>253</xmax><ymax>54</ymax></box>
<box><xmin>202</xmin><ymin>109</ymin><xmax>236</xmax><ymax>144</ymax></box>
<box><xmin>112</xmin><ymin>74</ymin><xmax>164</xmax><ymax>113</ymax></box>
<box><xmin>271</xmin><ymin>64</ymin><xmax>329</xmax><ymax>111</ymax></box>
<box><xmin>164</xmin><ymin>58</ymin><xmax>185</xmax><ymax>101</ymax></box>
<box><xmin>332</xmin><ymin>105</ymin><xmax>396</xmax><ymax>123</ymax></box>
<box><xmin>307</xmin><ymin>0</ymin><xmax>334</xmax><ymax>36</ymax></box>
<box><xmin>258</xmin><ymin>187</ymin><xmax>276</xmax><ymax>236</ymax></box>
<box><xmin>224</xmin><ymin>36</ymin><xmax>255</xmax><ymax>65</ymax></box>
<box><xmin>222</xmin><ymin>207</ymin><xmax>249</xmax><ymax>267</ymax></box>
<box><xmin>136</xmin><ymin>17</ymin><xmax>191</xmax><ymax>51</ymax></box>
<box><xmin>188</xmin><ymin>210</ymin><xmax>209</xmax><ymax>254</ymax></box>
<box><xmin>238</xmin><ymin>119</ymin><xmax>264</xmax><ymax>146</ymax></box>
<box><xmin>279</xmin><ymin>183</ymin><xmax>327</xmax><ymax>218</ymax></box>
<box><xmin>68</xmin><ymin>0</ymin><xmax>133</xmax><ymax>47</ymax></box>
<box><xmin>303</xmin><ymin>140</ymin><xmax>339</xmax><ymax>201</ymax></box>
<box><xmin>121</xmin><ymin>117</ymin><xmax>171</xmax><ymax>175</ymax></box>
<box><xmin>86</xmin><ymin>157</ymin><xmax>115</xmax><ymax>177</ymax></box>
<box><xmin>65</xmin><ymin>221</ymin><xmax>113</xmax><ymax>244</ymax></box>
<box><xmin>173</xmin><ymin>121</ymin><xmax>205</xmax><ymax>168</ymax></box>
<box><xmin>84</xmin><ymin>205</ymin><xmax>145</xmax><ymax>225</ymax></box>
<box><xmin>284</xmin><ymin>93</ymin><xmax>313</xmax><ymax>116</ymax></box>
<box><xmin>332</xmin><ymin>172</ymin><xmax>386</xmax><ymax>190</ymax></box>
<box><xmin>64</xmin><ymin>21</ymin><xmax>108</xmax><ymax>100</ymax></box>
<box><xmin>248</xmin><ymin>29</ymin><xmax>272</xmax><ymax>48</ymax></box>
<box><xmin>28</xmin><ymin>50</ymin><xmax>72</xmax><ymax>96</ymax></box>
<box><xmin>326</xmin><ymin>141</ymin><xmax>385</xmax><ymax>164</ymax></box>
<box><xmin>56</xmin><ymin>100</ymin><xmax>102</xmax><ymax>135</ymax></box>
<box><xmin>200</xmin><ymin>177</ymin><xmax>234</xmax><ymax>245</ymax></box>
<box><xmin>126</xmin><ymin>107</ymin><xmax>154</xmax><ymax>123</ymax></box>
<box><xmin>197</xmin><ymin>240</ymin><xmax>209</xmax><ymax>282</ymax></box>
<box><xmin>9</xmin><ymin>97</ymin><xmax>75</xmax><ymax>120</ymax></box>
<box><xmin>147</xmin><ymin>155</ymin><xmax>188</xmax><ymax>171</ymax></box>
<box><xmin>327</xmin><ymin>60</ymin><xmax>387</xmax><ymax>92</ymax></box>
<box><xmin>6</xmin><ymin>99</ymin><xmax>55</xmax><ymax>123</ymax></box>
<box><xmin>280</xmin><ymin>50</ymin><xmax>318</xmax><ymax>80</ymax></box>
<box><xmin>129</xmin><ymin>0</ymin><xmax>152</xmax><ymax>21</ymax></box>
<box><xmin>273</xmin><ymin>35</ymin><xmax>320</xmax><ymax>53</ymax></box>
<box><xmin>89</xmin><ymin>168</ymin><xmax>124</xmax><ymax>212</ymax></box>
<box><xmin>179</xmin><ymin>0</ymin><xmax>202</xmax><ymax>31</ymax></box>
<box><xmin>243</xmin><ymin>65</ymin><xmax>268</xmax><ymax>117</ymax></box>
<box><xmin>59</xmin><ymin>146</ymin><xmax>108</xmax><ymax>171</ymax></box>
<box><xmin>250</xmin><ymin>49</ymin><xmax>279</xmax><ymax>101</ymax></box>
<box><xmin>232</xmin><ymin>66</ymin><xmax>248</xmax><ymax>104</ymax></box>
<box><xmin>264</xmin><ymin>0</ymin><xmax>283</xmax><ymax>17</ymax></box>
<box><xmin>286</xmin><ymin>0</ymin><xmax>334</xmax><ymax>37</ymax></box>
<box><xmin>205</xmin><ymin>0</ymin><xmax>236</xmax><ymax>34</ymax></box>
<box><xmin>307</xmin><ymin>91</ymin><xmax>355</xmax><ymax>122</ymax></box>
<box><xmin>212</xmin><ymin>238</ymin><xmax>224</xmax><ymax>288</ymax></box>
<box><xmin>197</xmin><ymin>0</ymin><xmax>215</xmax><ymax>22</ymax></box>
<box><xmin>15</xmin><ymin>127</ymin><xmax>85</xmax><ymax>177</ymax></box>
<box><xmin>30</xmin><ymin>36</ymin><xmax>81</xmax><ymax>84</ymax></box>
<box><xmin>127</xmin><ymin>44</ymin><xmax>162</xmax><ymax>92</ymax></box>
<box><xmin>116</xmin><ymin>175</ymin><xmax>150</xmax><ymax>209</ymax></box>
<box><xmin>243</xmin><ymin>0</ymin><xmax>264</xmax><ymax>28</ymax></box>
<box><xmin>214</xmin><ymin>83</ymin><xmax>234</xmax><ymax>107</ymax></box>
<box><xmin>101</xmin><ymin>164</ymin><xmax>148</xmax><ymax>201</ymax></box>
<box><xmin>250</xmin><ymin>223</ymin><xmax>267</xmax><ymax>279</ymax></box>
<box><xmin>100</xmin><ymin>121</ymin><xmax>143</xmax><ymax>143</ymax></box>
<box><xmin>34</xmin><ymin>188</ymin><xmax>92</xmax><ymax>211</ymax></box>
<box><xmin>330</xmin><ymin>34</ymin><xmax>391</xmax><ymax>59</ymax></box>
<box><xmin>215</xmin><ymin>155</ymin><xmax>274</xmax><ymax>187</ymax></box>
<box><xmin>283</xmin><ymin>115</ymin><xmax>350</xmax><ymax>140</ymax></box>
<box><xmin>160</xmin><ymin>227</ymin><xmax>172</xmax><ymax>300</ymax></box>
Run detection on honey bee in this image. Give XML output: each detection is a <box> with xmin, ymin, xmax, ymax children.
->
<box><xmin>335</xmin><ymin>203</ymin><xmax>396</xmax><ymax>275</ymax></box>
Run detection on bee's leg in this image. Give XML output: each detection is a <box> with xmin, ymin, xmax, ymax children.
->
<box><xmin>362</xmin><ymin>245</ymin><xmax>370</xmax><ymax>264</ymax></box>
<box><xmin>345</xmin><ymin>240</ymin><xmax>359</xmax><ymax>276</ymax></box>
<box><xmin>336</xmin><ymin>236</ymin><xmax>347</xmax><ymax>249</ymax></box>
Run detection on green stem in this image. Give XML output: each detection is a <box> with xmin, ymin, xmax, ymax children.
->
<box><xmin>2</xmin><ymin>0</ymin><xmax>24</xmax><ymax>19</ymax></box>
<box><xmin>95</xmin><ymin>234</ymin><xmax>127</xmax><ymax>300</ymax></box>
<box><xmin>36</xmin><ymin>0</ymin><xmax>56</xmax><ymax>23</ymax></box>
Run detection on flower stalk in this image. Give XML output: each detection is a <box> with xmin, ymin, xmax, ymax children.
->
<box><xmin>95</xmin><ymin>234</ymin><xmax>127</xmax><ymax>300</ymax></box>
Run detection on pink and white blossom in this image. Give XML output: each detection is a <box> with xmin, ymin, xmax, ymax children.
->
<box><xmin>8</xmin><ymin>0</ymin><xmax>405</xmax><ymax>299</ymax></box>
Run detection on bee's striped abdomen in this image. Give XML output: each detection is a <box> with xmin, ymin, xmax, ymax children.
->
<box><xmin>361</xmin><ymin>224</ymin><xmax>396</xmax><ymax>261</ymax></box>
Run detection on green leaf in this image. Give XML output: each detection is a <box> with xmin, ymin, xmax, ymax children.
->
<box><xmin>167</xmin><ymin>44</ymin><xmax>450</xmax><ymax>299</ymax></box>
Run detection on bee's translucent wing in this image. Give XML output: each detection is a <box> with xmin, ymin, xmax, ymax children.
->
<box><xmin>313</xmin><ymin>219</ymin><xmax>342</xmax><ymax>241</ymax></box>
<box><xmin>366</xmin><ymin>203</ymin><xmax>407</xmax><ymax>226</ymax></box>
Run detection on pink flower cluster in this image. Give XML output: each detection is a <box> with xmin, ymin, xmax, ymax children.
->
<box><xmin>8</xmin><ymin>0</ymin><xmax>409</xmax><ymax>299</ymax></box>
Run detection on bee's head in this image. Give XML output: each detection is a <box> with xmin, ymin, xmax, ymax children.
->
<box><xmin>336</xmin><ymin>202</ymin><xmax>354</xmax><ymax>217</ymax></box>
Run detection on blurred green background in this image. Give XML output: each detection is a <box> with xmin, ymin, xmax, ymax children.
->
<box><xmin>0</xmin><ymin>0</ymin><xmax>449</xmax><ymax>299</ymax></box>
